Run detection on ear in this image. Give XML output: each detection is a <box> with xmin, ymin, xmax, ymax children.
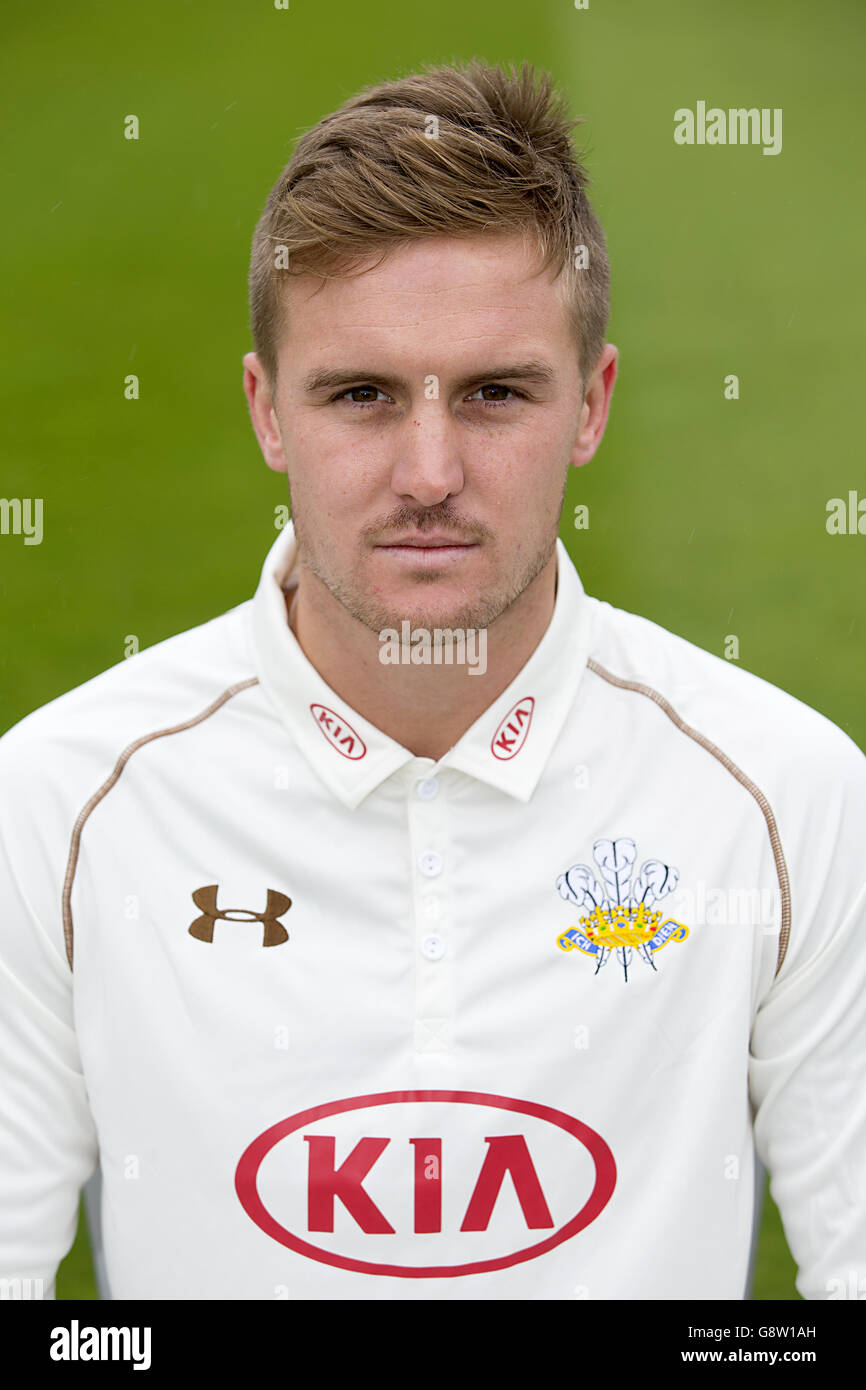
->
<box><xmin>242</xmin><ymin>351</ymin><xmax>287</xmax><ymax>474</ymax></box>
<box><xmin>570</xmin><ymin>343</ymin><xmax>618</xmax><ymax>469</ymax></box>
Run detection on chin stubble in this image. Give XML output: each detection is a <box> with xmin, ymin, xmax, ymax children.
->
<box><xmin>289</xmin><ymin>477</ymin><xmax>567</xmax><ymax>636</ymax></box>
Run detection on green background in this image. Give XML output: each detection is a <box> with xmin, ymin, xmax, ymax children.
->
<box><xmin>4</xmin><ymin>0</ymin><xmax>864</xmax><ymax>1299</ymax></box>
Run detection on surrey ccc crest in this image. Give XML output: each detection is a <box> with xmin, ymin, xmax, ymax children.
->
<box><xmin>555</xmin><ymin>837</ymin><xmax>689</xmax><ymax>982</ymax></box>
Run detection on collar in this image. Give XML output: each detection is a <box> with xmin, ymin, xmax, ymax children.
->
<box><xmin>245</xmin><ymin>521</ymin><xmax>596</xmax><ymax>808</ymax></box>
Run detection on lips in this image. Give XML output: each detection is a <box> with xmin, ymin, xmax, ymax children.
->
<box><xmin>377</xmin><ymin>535</ymin><xmax>476</xmax><ymax>548</ymax></box>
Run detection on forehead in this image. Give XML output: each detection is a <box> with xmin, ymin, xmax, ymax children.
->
<box><xmin>276</xmin><ymin>232</ymin><xmax>575</xmax><ymax>375</ymax></box>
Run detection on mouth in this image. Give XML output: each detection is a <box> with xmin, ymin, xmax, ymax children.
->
<box><xmin>374</xmin><ymin>536</ymin><xmax>479</xmax><ymax>564</ymax></box>
<box><xmin>377</xmin><ymin>533</ymin><xmax>477</xmax><ymax>548</ymax></box>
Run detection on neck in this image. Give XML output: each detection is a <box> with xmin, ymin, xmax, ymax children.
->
<box><xmin>287</xmin><ymin>557</ymin><xmax>558</xmax><ymax>761</ymax></box>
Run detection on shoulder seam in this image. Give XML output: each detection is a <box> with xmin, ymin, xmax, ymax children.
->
<box><xmin>587</xmin><ymin>657</ymin><xmax>792</xmax><ymax>976</ymax></box>
<box><xmin>61</xmin><ymin>677</ymin><xmax>260</xmax><ymax>971</ymax></box>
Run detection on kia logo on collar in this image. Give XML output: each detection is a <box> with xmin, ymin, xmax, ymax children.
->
<box><xmin>310</xmin><ymin>704</ymin><xmax>367</xmax><ymax>760</ymax></box>
<box><xmin>491</xmin><ymin>697</ymin><xmax>535</xmax><ymax>760</ymax></box>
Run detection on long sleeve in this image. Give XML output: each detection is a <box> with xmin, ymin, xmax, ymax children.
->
<box><xmin>750</xmin><ymin>860</ymin><xmax>866</xmax><ymax>1299</ymax></box>
<box><xmin>0</xmin><ymin>737</ymin><xmax>99</xmax><ymax>1299</ymax></box>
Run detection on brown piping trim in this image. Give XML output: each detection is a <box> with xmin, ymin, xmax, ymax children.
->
<box><xmin>586</xmin><ymin>657</ymin><xmax>792</xmax><ymax>976</ymax></box>
<box><xmin>61</xmin><ymin>677</ymin><xmax>260</xmax><ymax>971</ymax></box>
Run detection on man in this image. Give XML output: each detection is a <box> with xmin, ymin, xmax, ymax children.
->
<box><xmin>1</xmin><ymin>60</ymin><xmax>864</xmax><ymax>1301</ymax></box>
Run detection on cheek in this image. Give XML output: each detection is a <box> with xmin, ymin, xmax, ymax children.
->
<box><xmin>287</xmin><ymin>439</ymin><xmax>385</xmax><ymax>515</ymax></box>
<box><xmin>470</xmin><ymin>432</ymin><xmax>566</xmax><ymax>507</ymax></box>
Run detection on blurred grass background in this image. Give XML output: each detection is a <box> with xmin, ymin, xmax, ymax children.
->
<box><xmin>4</xmin><ymin>0</ymin><xmax>863</xmax><ymax>1299</ymax></box>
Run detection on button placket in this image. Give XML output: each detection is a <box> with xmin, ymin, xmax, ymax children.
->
<box><xmin>407</xmin><ymin>772</ymin><xmax>455</xmax><ymax>1055</ymax></box>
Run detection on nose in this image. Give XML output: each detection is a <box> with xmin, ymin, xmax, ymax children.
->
<box><xmin>388</xmin><ymin>408</ymin><xmax>465</xmax><ymax>508</ymax></box>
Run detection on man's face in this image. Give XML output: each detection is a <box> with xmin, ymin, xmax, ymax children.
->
<box><xmin>245</xmin><ymin>231</ymin><xmax>612</xmax><ymax>633</ymax></box>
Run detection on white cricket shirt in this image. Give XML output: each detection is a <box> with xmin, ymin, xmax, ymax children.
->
<box><xmin>1</xmin><ymin>522</ymin><xmax>865</xmax><ymax>1300</ymax></box>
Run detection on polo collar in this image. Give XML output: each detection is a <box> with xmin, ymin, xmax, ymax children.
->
<box><xmin>245</xmin><ymin>522</ymin><xmax>596</xmax><ymax>808</ymax></box>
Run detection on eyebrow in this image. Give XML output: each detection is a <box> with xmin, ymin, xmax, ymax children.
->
<box><xmin>301</xmin><ymin>359</ymin><xmax>558</xmax><ymax>395</ymax></box>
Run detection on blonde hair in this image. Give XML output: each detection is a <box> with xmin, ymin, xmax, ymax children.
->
<box><xmin>249</xmin><ymin>59</ymin><xmax>610</xmax><ymax>395</ymax></box>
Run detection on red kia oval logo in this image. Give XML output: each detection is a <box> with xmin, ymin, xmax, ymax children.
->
<box><xmin>491</xmin><ymin>697</ymin><xmax>535</xmax><ymax>760</ymax></box>
<box><xmin>235</xmin><ymin>1089</ymin><xmax>616</xmax><ymax>1278</ymax></box>
<box><xmin>309</xmin><ymin>704</ymin><xmax>367</xmax><ymax>760</ymax></box>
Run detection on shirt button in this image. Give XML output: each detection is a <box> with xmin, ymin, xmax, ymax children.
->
<box><xmin>416</xmin><ymin>778</ymin><xmax>439</xmax><ymax>801</ymax></box>
<box><xmin>420</xmin><ymin>934</ymin><xmax>446</xmax><ymax>961</ymax></box>
<box><xmin>418</xmin><ymin>851</ymin><xmax>443</xmax><ymax>877</ymax></box>
<box><xmin>422</xmin><ymin>897</ymin><xmax>439</xmax><ymax>920</ymax></box>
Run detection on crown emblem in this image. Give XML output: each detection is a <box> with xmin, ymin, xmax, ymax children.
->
<box><xmin>555</xmin><ymin>837</ymin><xmax>689</xmax><ymax>981</ymax></box>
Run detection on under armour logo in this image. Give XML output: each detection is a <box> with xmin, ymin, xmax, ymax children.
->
<box><xmin>188</xmin><ymin>885</ymin><xmax>292</xmax><ymax>947</ymax></box>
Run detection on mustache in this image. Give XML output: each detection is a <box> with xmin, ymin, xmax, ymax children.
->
<box><xmin>361</xmin><ymin>504</ymin><xmax>493</xmax><ymax>545</ymax></box>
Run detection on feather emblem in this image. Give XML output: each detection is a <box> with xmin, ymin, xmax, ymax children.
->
<box><xmin>555</xmin><ymin>836</ymin><xmax>689</xmax><ymax>981</ymax></box>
